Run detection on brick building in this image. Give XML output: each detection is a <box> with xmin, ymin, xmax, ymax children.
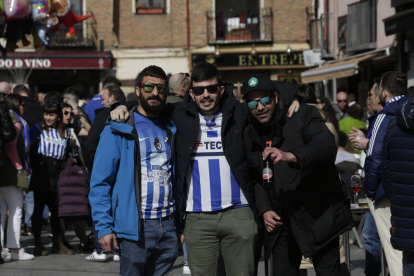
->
<box><xmin>87</xmin><ymin>0</ymin><xmax>313</xmax><ymax>93</ymax></box>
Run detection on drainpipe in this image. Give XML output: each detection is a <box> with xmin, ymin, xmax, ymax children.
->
<box><xmin>186</xmin><ymin>0</ymin><xmax>190</xmax><ymax>49</ymax></box>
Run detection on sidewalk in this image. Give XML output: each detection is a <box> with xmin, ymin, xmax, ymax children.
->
<box><xmin>0</xmin><ymin>224</ymin><xmax>366</xmax><ymax>276</ymax></box>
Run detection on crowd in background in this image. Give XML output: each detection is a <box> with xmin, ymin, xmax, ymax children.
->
<box><xmin>0</xmin><ymin>69</ymin><xmax>413</xmax><ymax>276</ymax></box>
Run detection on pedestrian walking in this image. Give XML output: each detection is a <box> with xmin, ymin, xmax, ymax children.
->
<box><xmin>0</xmin><ymin>95</ymin><xmax>32</xmax><ymax>261</ymax></box>
<box><xmin>90</xmin><ymin>66</ymin><xmax>178</xmax><ymax>276</ymax></box>
<box><xmin>242</xmin><ymin>74</ymin><xmax>352</xmax><ymax>275</ymax></box>
<box><xmin>84</xmin><ymin>85</ymin><xmax>125</xmax><ymax>262</ymax></box>
<box><xmin>30</xmin><ymin>101</ymin><xmax>75</xmax><ymax>256</ymax></box>
<box><xmin>365</xmin><ymin>71</ymin><xmax>407</xmax><ymax>276</ymax></box>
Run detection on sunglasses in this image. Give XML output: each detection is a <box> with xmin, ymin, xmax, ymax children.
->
<box><xmin>337</xmin><ymin>100</ymin><xmax>347</xmax><ymax>103</ymax></box>
<box><xmin>247</xmin><ymin>96</ymin><xmax>271</xmax><ymax>110</ymax></box>
<box><xmin>191</xmin><ymin>84</ymin><xmax>220</xmax><ymax>96</ymax></box>
<box><xmin>140</xmin><ymin>83</ymin><xmax>167</xmax><ymax>94</ymax></box>
<box><xmin>63</xmin><ymin>111</ymin><xmax>75</xmax><ymax>117</ymax></box>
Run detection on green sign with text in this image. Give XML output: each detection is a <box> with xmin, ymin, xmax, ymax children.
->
<box><xmin>192</xmin><ymin>52</ymin><xmax>305</xmax><ymax>68</ymax></box>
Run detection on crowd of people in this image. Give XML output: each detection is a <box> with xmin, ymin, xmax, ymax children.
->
<box><xmin>0</xmin><ymin>63</ymin><xmax>413</xmax><ymax>276</ymax></box>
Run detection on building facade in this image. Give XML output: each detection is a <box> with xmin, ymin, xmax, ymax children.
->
<box><xmin>301</xmin><ymin>0</ymin><xmax>398</xmax><ymax>103</ymax></box>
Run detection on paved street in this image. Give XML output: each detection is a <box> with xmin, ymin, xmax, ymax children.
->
<box><xmin>0</xmin><ymin>224</ymin><xmax>366</xmax><ymax>276</ymax></box>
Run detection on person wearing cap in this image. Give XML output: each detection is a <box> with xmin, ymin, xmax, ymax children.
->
<box><xmin>242</xmin><ymin>74</ymin><xmax>353</xmax><ymax>275</ymax></box>
<box><xmin>109</xmin><ymin>64</ymin><xmax>300</xmax><ymax>275</ymax></box>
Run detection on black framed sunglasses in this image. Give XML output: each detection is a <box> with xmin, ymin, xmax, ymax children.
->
<box><xmin>63</xmin><ymin>111</ymin><xmax>75</xmax><ymax>117</ymax></box>
<box><xmin>337</xmin><ymin>100</ymin><xmax>347</xmax><ymax>103</ymax></box>
<box><xmin>140</xmin><ymin>83</ymin><xmax>168</xmax><ymax>94</ymax></box>
<box><xmin>191</xmin><ymin>84</ymin><xmax>220</xmax><ymax>96</ymax></box>
<box><xmin>247</xmin><ymin>96</ymin><xmax>271</xmax><ymax>110</ymax></box>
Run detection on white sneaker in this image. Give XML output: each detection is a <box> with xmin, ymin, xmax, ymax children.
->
<box><xmin>1</xmin><ymin>248</ymin><xmax>11</xmax><ymax>260</ymax></box>
<box><xmin>183</xmin><ymin>263</ymin><xmax>191</xmax><ymax>274</ymax></box>
<box><xmin>11</xmin><ymin>248</ymin><xmax>35</xmax><ymax>261</ymax></box>
<box><xmin>85</xmin><ymin>251</ymin><xmax>107</xmax><ymax>262</ymax></box>
<box><xmin>113</xmin><ymin>254</ymin><xmax>120</xmax><ymax>262</ymax></box>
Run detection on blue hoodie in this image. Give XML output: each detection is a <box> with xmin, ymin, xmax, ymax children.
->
<box><xmin>89</xmin><ymin>108</ymin><xmax>177</xmax><ymax>240</ymax></box>
<box><xmin>364</xmin><ymin>95</ymin><xmax>405</xmax><ymax>204</ymax></box>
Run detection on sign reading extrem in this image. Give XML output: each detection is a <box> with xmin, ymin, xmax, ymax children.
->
<box><xmin>191</xmin><ymin>52</ymin><xmax>306</xmax><ymax>70</ymax></box>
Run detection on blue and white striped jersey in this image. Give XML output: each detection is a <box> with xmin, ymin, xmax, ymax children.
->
<box><xmin>134</xmin><ymin>113</ymin><xmax>175</xmax><ymax>219</ymax></box>
<box><xmin>185</xmin><ymin>111</ymin><xmax>249</xmax><ymax>212</ymax></box>
<box><xmin>38</xmin><ymin>128</ymin><xmax>68</xmax><ymax>160</ymax></box>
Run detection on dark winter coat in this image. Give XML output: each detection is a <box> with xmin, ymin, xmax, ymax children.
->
<box><xmin>83</xmin><ymin>107</ymin><xmax>111</xmax><ymax>172</ymax></box>
<box><xmin>244</xmin><ymin>103</ymin><xmax>353</xmax><ymax>258</ymax></box>
<box><xmin>0</xmin><ymin>101</ymin><xmax>17</xmax><ymax>172</ymax></box>
<box><xmin>382</xmin><ymin>97</ymin><xmax>414</xmax><ymax>252</ymax></box>
<box><xmin>58</xmin><ymin>158</ymin><xmax>89</xmax><ymax>218</ymax></box>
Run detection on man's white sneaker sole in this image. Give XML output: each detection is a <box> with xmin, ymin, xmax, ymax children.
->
<box><xmin>85</xmin><ymin>252</ymin><xmax>107</xmax><ymax>262</ymax></box>
<box><xmin>113</xmin><ymin>255</ymin><xmax>120</xmax><ymax>262</ymax></box>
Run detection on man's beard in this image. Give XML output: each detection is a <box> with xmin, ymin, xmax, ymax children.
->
<box><xmin>139</xmin><ymin>93</ymin><xmax>165</xmax><ymax>115</ymax></box>
<box><xmin>252</xmin><ymin>107</ymin><xmax>277</xmax><ymax>126</ymax></box>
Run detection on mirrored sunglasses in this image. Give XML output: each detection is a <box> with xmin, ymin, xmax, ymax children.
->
<box><xmin>247</xmin><ymin>96</ymin><xmax>271</xmax><ymax>110</ymax></box>
<box><xmin>140</xmin><ymin>83</ymin><xmax>167</xmax><ymax>94</ymax></box>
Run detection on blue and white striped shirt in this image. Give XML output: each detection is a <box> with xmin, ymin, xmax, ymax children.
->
<box><xmin>134</xmin><ymin>113</ymin><xmax>174</xmax><ymax>219</ymax></box>
<box><xmin>38</xmin><ymin>128</ymin><xmax>68</xmax><ymax>160</ymax></box>
<box><xmin>185</xmin><ymin>111</ymin><xmax>249</xmax><ymax>212</ymax></box>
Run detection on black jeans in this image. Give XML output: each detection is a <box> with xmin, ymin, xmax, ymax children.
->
<box><xmin>32</xmin><ymin>191</ymin><xmax>61</xmax><ymax>238</ymax></box>
<box><xmin>272</xmin><ymin>225</ymin><xmax>340</xmax><ymax>276</ymax></box>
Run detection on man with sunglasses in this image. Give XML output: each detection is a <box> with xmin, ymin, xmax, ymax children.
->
<box><xmin>335</xmin><ymin>91</ymin><xmax>349</xmax><ymax>121</ymax></box>
<box><xmin>243</xmin><ymin>74</ymin><xmax>352</xmax><ymax>275</ymax></box>
<box><xmin>166</xmin><ymin>73</ymin><xmax>190</xmax><ymax>104</ymax></box>
<box><xmin>89</xmin><ymin>66</ymin><xmax>179</xmax><ymax>276</ymax></box>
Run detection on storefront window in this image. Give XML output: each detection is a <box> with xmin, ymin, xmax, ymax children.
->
<box><xmin>216</xmin><ymin>0</ymin><xmax>260</xmax><ymax>41</ymax></box>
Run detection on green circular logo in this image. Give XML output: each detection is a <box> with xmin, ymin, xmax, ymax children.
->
<box><xmin>248</xmin><ymin>77</ymin><xmax>258</xmax><ymax>87</ymax></box>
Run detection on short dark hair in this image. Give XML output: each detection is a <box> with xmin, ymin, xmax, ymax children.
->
<box><xmin>5</xmin><ymin>94</ymin><xmax>23</xmax><ymax>115</ymax></box>
<box><xmin>337</xmin><ymin>131</ymin><xmax>348</xmax><ymax>148</ymax></box>
<box><xmin>191</xmin><ymin>62</ymin><xmax>221</xmax><ymax>86</ymax></box>
<box><xmin>407</xmin><ymin>86</ymin><xmax>414</xmax><ymax>97</ymax></box>
<box><xmin>106</xmin><ymin>86</ymin><xmax>126</xmax><ymax>102</ymax></box>
<box><xmin>318</xmin><ymin>96</ymin><xmax>336</xmax><ymax>117</ymax></box>
<box><xmin>13</xmin><ymin>84</ymin><xmax>31</xmax><ymax>97</ymax></box>
<box><xmin>381</xmin><ymin>71</ymin><xmax>407</xmax><ymax>96</ymax></box>
<box><xmin>60</xmin><ymin>102</ymin><xmax>73</xmax><ymax>110</ymax></box>
<box><xmin>373</xmin><ymin>78</ymin><xmax>381</xmax><ymax>96</ymax></box>
<box><xmin>42</xmin><ymin>102</ymin><xmax>65</xmax><ymax>138</ymax></box>
<box><xmin>126</xmin><ymin>92</ymin><xmax>139</xmax><ymax>102</ymax></box>
<box><xmin>44</xmin><ymin>91</ymin><xmax>63</xmax><ymax>103</ymax></box>
<box><xmin>347</xmin><ymin>103</ymin><xmax>364</xmax><ymax>120</ymax></box>
<box><xmin>103</xmin><ymin>76</ymin><xmax>122</xmax><ymax>87</ymax></box>
<box><xmin>135</xmin><ymin>65</ymin><xmax>168</xmax><ymax>88</ymax></box>
<box><xmin>297</xmin><ymin>84</ymin><xmax>317</xmax><ymax>104</ymax></box>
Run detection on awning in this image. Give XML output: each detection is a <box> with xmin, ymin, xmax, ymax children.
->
<box><xmin>301</xmin><ymin>51</ymin><xmax>385</xmax><ymax>83</ymax></box>
<box><xmin>0</xmin><ymin>51</ymin><xmax>112</xmax><ymax>70</ymax></box>
<box><xmin>383</xmin><ymin>8</ymin><xmax>414</xmax><ymax>36</ymax></box>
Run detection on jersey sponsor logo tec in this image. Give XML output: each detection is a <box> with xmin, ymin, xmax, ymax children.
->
<box><xmin>45</xmin><ymin>137</ymin><xmax>67</xmax><ymax>146</ymax></box>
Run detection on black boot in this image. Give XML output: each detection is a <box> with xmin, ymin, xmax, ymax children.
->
<box><xmin>34</xmin><ymin>237</ymin><xmax>48</xmax><ymax>256</ymax></box>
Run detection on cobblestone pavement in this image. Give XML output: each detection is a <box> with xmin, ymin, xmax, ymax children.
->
<box><xmin>0</xmin><ymin>224</ymin><xmax>366</xmax><ymax>276</ymax></box>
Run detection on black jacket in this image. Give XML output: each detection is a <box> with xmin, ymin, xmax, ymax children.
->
<box><xmin>0</xmin><ymin>101</ymin><xmax>17</xmax><ymax>172</ymax></box>
<box><xmin>23</xmin><ymin>96</ymin><xmax>43</xmax><ymax>127</ymax></box>
<box><xmin>172</xmin><ymin>88</ymin><xmax>258</xmax><ymax>224</ymax></box>
<box><xmin>382</xmin><ymin>97</ymin><xmax>414</xmax><ymax>252</ymax></box>
<box><xmin>244</xmin><ymin>103</ymin><xmax>353</xmax><ymax>258</ymax></box>
<box><xmin>83</xmin><ymin>107</ymin><xmax>111</xmax><ymax>172</ymax></box>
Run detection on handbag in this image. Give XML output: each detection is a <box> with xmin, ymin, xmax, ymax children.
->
<box><xmin>17</xmin><ymin>171</ymin><xmax>29</xmax><ymax>190</ymax></box>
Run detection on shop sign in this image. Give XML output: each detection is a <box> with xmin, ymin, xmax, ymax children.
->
<box><xmin>192</xmin><ymin>52</ymin><xmax>305</xmax><ymax>69</ymax></box>
<box><xmin>0</xmin><ymin>52</ymin><xmax>111</xmax><ymax>70</ymax></box>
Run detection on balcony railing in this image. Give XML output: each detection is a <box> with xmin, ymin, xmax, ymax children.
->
<box><xmin>54</xmin><ymin>11</ymin><xmax>97</xmax><ymax>47</ymax></box>
<box><xmin>346</xmin><ymin>0</ymin><xmax>376</xmax><ymax>52</ymax></box>
<box><xmin>206</xmin><ymin>7</ymin><xmax>273</xmax><ymax>45</ymax></box>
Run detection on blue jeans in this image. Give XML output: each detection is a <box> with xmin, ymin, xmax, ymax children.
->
<box><xmin>183</xmin><ymin>242</ymin><xmax>188</xmax><ymax>264</ymax></box>
<box><xmin>24</xmin><ymin>190</ymin><xmax>49</xmax><ymax>227</ymax></box>
<box><xmin>404</xmin><ymin>251</ymin><xmax>414</xmax><ymax>276</ymax></box>
<box><xmin>119</xmin><ymin>217</ymin><xmax>179</xmax><ymax>276</ymax></box>
<box><xmin>362</xmin><ymin>212</ymin><xmax>381</xmax><ymax>276</ymax></box>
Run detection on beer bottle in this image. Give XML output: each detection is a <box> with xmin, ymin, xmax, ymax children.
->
<box><xmin>263</xmin><ymin>141</ymin><xmax>274</xmax><ymax>185</ymax></box>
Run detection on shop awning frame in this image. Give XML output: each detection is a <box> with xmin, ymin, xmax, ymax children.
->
<box><xmin>301</xmin><ymin>48</ymin><xmax>392</xmax><ymax>83</ymax></box>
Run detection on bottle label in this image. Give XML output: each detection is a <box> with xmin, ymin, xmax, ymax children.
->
<box><xmin>263</xmin><ymin>167</ymin><xmax>273</xmax><ymax>180</ymax></box>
